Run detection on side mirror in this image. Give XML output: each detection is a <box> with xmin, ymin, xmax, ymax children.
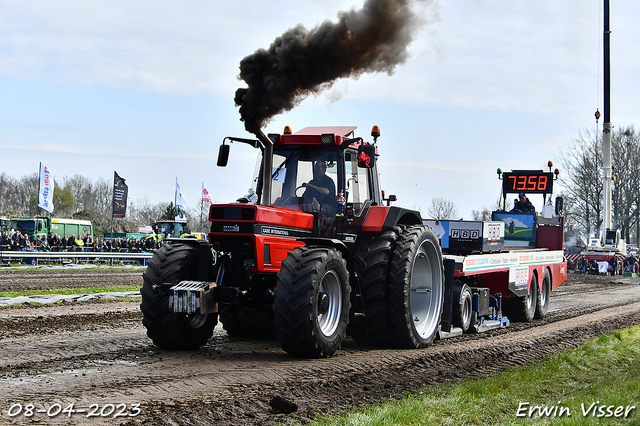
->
<box><xmin>357</xmin><ymin>144</ymin><xmax>376</xmax><ymax>168</ymax></box>
<box><xmin>217</xmin><ymin>144</ymin><xmax>230</xmax><ymax>167</ymax></box>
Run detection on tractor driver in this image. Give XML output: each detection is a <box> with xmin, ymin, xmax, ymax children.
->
<box><xmin>303</xmin><ymin>160</ymin><xmax>336</xmax><ymax>213</ymax></box>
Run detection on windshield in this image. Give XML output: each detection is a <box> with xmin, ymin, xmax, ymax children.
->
<box><xmin>266</xmin><ymin>148</ymin><xmax>340</xmax><ymax>213</ymax></box>
<box><xmin>10</xmin><ymin>220</ymin><xmax>35</xmax><ymax>232</ymax></box>
<box><xmin>156</xmin><ymin>223</ymin><xmax>183</xmax><ymax>236</ymax></box>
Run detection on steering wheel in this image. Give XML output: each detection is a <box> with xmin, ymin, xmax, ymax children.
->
<box><xmin>295</xmin><ymin>185</ymin><xmax>306</xmax><ymax>197</ymax></box>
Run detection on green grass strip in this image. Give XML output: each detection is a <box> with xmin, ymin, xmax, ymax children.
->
<box><xmin>0</xmin><ymin>286</ymin><xmax>140</xmax><ymax>298</ymax></box>
<box><xmin>295</xmin><ymin>326</ymin><xmax>640</xmax><ymax>426</ymax></box>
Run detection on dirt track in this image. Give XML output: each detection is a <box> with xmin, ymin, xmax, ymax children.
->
<box><xmin>0</xmin><ymin>269</ymin><xmax>639</xmax><ymax>425</ymax></box>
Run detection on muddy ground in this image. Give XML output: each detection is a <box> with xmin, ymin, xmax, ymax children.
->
<box><xmin>0</xmin><ymin>268</ymin><xmax>639</xmax><ymax>425</ymax></box>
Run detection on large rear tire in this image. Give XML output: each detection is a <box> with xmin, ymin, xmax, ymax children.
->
<box><xmin>534</xmin><ymin>269</ymin><xmax>551</xmax><ymax>319</ymax></box>
<box><xmin>140</xmin><ymin>242</ymin><xmax>218</xmax><ymax>349</ymax></box>
<box><xmin>273</xmin><ymin>246</ymin><xmax>350</xmax><ymax>358</ymax></box>
<box><xmin>387</xmin><ymin>225</ymin><xmax>444</xmax><ymax>349</ymax></box>
<box><xmin>349</xmin><ymin>230</ymin><xmax>397</xmax><ymax>347</ymax></box>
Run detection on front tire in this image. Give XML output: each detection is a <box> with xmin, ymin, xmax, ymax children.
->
<box><xmin>387</xmin><ymin>225</ymin><xmax>444</xmax><ymax>349</ymax></box>
<box><xmin>273</xmin><ymin>247</ymin><xmax>350</xmax><ymax>358</ymax></box>
<box><xmin>140</xmin><ymin>242</ymin><xmax>218</xmax><ymax>349</ymax></box>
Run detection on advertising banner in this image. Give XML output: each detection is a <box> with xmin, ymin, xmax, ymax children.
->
<box><xmin>38</xmin><ymin>163</ymin><xmax>54</xmax><ymax>213</ymax></box>
<box><xmin>112</xmin><ymin>171</ymin><xmax>128</xmax><ymax>218</ymax></box>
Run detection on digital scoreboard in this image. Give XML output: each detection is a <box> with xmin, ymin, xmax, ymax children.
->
<box><xmin>501</xmin><ymin>171</ymin><xmax>554</xmax><ymax>195</ymax></box>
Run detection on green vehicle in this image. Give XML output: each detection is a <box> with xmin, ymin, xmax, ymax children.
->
<box><xmin>0</xmin><ymin>218</ymin><xmax>8</xmax><ymax>234</ymax></box>
<box><xmin>152</xmin><ymin>220</ymin><xmax>189</xmax><ymax>239</ymax></box>
<box><xmin>9</xmin><ymin>216</ymin><xmax>93</xmax><ymax>242</ymax></box>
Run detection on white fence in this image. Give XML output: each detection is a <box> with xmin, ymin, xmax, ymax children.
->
<box><xmin>0</xmin><ymin>251</ymin><xmax>153</xmax><ymax>266</ymax></box>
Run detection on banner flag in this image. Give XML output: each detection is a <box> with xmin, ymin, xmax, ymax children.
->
<box><xmin>175</xmin><ymin>179</ymin><xmax>187</xmax><ymax>223</ymax></box>
<box><xmin>38</xmin><ymin>163</ymin><xmax>54</xmax><ymax>213</ymax></box>
<box><xmin>202</xmin><ymin>182</ymin><xmax>212</xmax><ymax>203</ymax></box>
<box><xmin>112</xmin><ymin>171</ymin><xmax>128</xmax><ymax>218</ymax></box>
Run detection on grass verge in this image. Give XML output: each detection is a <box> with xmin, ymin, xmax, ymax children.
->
<box><xmin>0</xmin><ymin>286</ymin><xmax>141</xmax><ymax>298</ymax></box>
<box><xmin>294</xmin><ymin>325</ymin><xmax>640</xmax><ymax>426</ymax></box>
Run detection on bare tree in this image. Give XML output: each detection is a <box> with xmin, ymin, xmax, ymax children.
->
<box><xmin>471</xmin><ymin>198</ymin><xmax>503</xmax><ymax>221</ymax></box>
<box><xmin>559</xmin><ymin>126</ymin><xmax>640</xmax><ymax>244</ymax></box>
<box><xmin>611</xmin><ymin>127</ymin><xmax>640</xmax><ymax>242</ymax></box>
<box><xmin>16</xmin><ymin>173</ymin><xmax>39</xmax><ymax>215</ymax></box>
<box><xmin>0</xmin><ymin>172</ymin><xmax>20</xmax><ymax>214</ymax></box>
<box><xmin>559</xmin><ymin>128</ymin><xmax>603</xmax><ymax>240</ymax></box>
<box><xmin>63</xmin><ymin>175</ymin><xmax>93</xmax><ymax>213</ymax></box>
<box><xmin>129</xmin><ymin>197</ymin><xmax>171</xmax><ymax>226</ymax></box>
<box><xmin>427</xmin><ymin>197</ymin><xmax>459</xmax><ymax>220</ymax></box>
<box><xmin>92</xmin><ymin>177</ymin><xmax>113</xmax><ymax>217</ymax></box>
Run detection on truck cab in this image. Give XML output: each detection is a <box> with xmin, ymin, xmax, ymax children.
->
<box><xmin>9</xmin><ymin>216</ymin><xmax>50</xmax><ymax>242</ymax></box>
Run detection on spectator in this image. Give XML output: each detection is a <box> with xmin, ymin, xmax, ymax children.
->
<box><xmin>39</xmin><ymin>235</ymin><xmax>50</xmax><ymax>252</ymax></box>
<box><xmin>47</xmin><ymin>232</ymin><xmax>56</xmax><ymax>249</ymax></box>
<box><xmin>18</xmin><ymin>232</ymin><xmax>27</xmax><ymax>251</ymax></box>
<box><xmin>67</xmin><ymin>234</ymin><xmax>77</xmax><ymax>250</ymax></box>
<box><xmin>609</xmin><ymin>256</ymin><xmax>617</xmax><ymax>275</ymax></box>
<box><xmin>625</xmin><ymin>255</ymin><xmax>637</xmax><ymax>273</ymax></box>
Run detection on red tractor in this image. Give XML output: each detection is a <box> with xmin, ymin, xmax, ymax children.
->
<box><xmin>140</xmin><ymin>126</ymin><xmax>444</xmax><ymax>358</ymax></box>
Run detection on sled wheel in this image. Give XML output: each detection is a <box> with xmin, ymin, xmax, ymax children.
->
<box><xmin>140</xmin><ymin>242</ymin><xmax>217</xmax><ymax>349</ymax></box>
<box><xmin>273</xmin><ymin>246</ymin><xmax>350</xmax><ymax>358</ymax></box>
<box><xmin>387</xmin><ymin>225</ymin><xmax>444</xmax><ymax>349</ymax></box>
<box><xmin>452</xmin><ymin>282</ymin><xmax>473</xmax><ymax>332</ymax></box>
<box><xmin>349</xmin><ymin>230</ymin><xmax>397</xmax><ymax>347</ymax></box>
<box><xmin>509</xmin><ymin>273</ymin><xmax>538</xmax><ymax>322</ymax></box>
<box><xmin>535</xmin><ymin>269</ymin><xmax>551</xmax><ymax>319</ymax></box>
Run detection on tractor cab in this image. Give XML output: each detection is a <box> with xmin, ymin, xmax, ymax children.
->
<box><xmin>153</xmin><ymin>220</ymin><xmax>188</xmax><ymax>238</ymax></box>
<box><xmin>219</xmin><ymin>126</ymin><xmax>384</xmax><ymax>239</ymax></box>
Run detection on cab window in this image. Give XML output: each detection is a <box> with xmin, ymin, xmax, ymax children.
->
<box><xmin>345</xmin><ymin>151</ymin><xmax>370</xmax><ymax>216</ymax></box>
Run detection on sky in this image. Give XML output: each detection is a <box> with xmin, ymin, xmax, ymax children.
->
<box><xmin>1</xmin><ymin>0</ymin><xmax>639</xmax><ymax>220</ymax></box>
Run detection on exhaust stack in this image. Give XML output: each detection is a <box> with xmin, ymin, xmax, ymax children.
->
<box><xmin>254</xmin><ymin>128</ymin><xmax>274</xmax><ymax>206</ymax></box>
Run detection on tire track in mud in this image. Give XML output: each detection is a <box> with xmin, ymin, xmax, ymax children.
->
<box><xmin>139</xmin><ymin>302</ymin><xmax>640</xmax><ymax>426</ymax></box>
<box><xmin>0</xmin><ymin>274</ymin><xmax>638</xmax><ymax>425</ymax></box>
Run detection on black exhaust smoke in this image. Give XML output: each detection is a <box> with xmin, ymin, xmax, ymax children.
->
<box><xmin>235</xmin><ymin>0</ymin><xmax>428</xmax><ymax>135</ymax></box>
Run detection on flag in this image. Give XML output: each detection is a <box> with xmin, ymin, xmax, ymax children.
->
<box><xmin>38</xmin><ymin>163</ymin><xmax>54</xmax><ymax>213</ymax></box>
<box><xmin>202</xmin><ymin>183</ymin><xmax>212</xmax><ymax>203</ymax></box>
<box><xmin>175</xmin><ymin>179</ymin><xmax>187</xmax><ymax>223</ymax></box>
<box><xmin>112</xmin><ymin>171</ymin><xmax>128</xmax><ymax>218</ymax></box>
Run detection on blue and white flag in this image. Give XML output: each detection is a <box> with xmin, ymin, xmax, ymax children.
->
<box><xmin>38</xmin><ymin>163</ymin><xmax>54</xmax><ymax>213</ymax></box>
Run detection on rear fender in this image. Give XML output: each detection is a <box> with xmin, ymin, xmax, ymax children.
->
<box><xmin>361</xmin><ymin>206</ymin><xmax>422</xmax><ymax>232</ymax></box>
<box><xmin>298</xmin><ymin>238</ymin><xmax>355</xmax><ymax>286</ymax></box>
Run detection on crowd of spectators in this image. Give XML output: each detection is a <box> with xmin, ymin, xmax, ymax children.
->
<box><xmin>0</xmin><ymin>230</ymin><xmax>157</xmax><ymax>253</ymax></box>
<box><xmin>574</xmin><ymin>255</ymin><xmax>639</xmax><ymax>275</ymax></box>
<box><xmin>0</xmin><ymin>230</ymin><xmax>31</xmax><ymax>251</ymax></box>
